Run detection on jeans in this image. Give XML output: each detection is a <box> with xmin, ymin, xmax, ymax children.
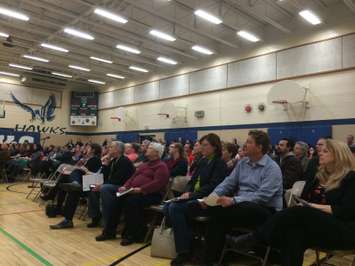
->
<box><xmin>88</xmin><ymin>191</ymin><xmax>101</xmax><ymax>219</ymax></box>
<box><xmin>163</xmin><ymin>200</ymin><xmax>203</xmax><ymax>254</ymax></box>
<box><xmin>100</xmin><ymin>184</ymin><xmax>120</xmax><ymax>234</ymax></box>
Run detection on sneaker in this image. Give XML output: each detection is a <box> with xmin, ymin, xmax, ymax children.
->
<box><xmin>171</xmin><ymin>253</ymin><xmax>190</xmax><ymax>266</ymax></box>
<box><xmin>95</xmin><ymin>233</ymin><xmax>116</xmax><ymax>241</ymax></box>
<box><xmin>49</xmin><ymin>219</ymin><xmax>73</xmax><ymax>230</ymax></box>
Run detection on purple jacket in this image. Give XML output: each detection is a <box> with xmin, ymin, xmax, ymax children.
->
<box><xmin>124</xmin><ymin>159</ymin><xmax>169</xmax><ymax>195</ymax></box>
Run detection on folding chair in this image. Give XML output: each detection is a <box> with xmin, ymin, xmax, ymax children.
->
<box><xmin>144</xmin><ymin>178</ymin><xmax>174</xmax><ymax>242</ymax></box>
<box><xmin>218</xmin><ymin>228</ymin><xmax>272</xmax><ymax>266</ymax></box>
<box><xmin>27</xmin><ymin>163</ymin><xmax>70</xmax><ymax>201</ymax></box>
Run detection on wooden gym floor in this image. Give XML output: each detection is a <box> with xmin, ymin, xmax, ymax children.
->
<box><xmin>0</xmin><ymin>183</ymin><xmax>353</xmax><ymax>266</ymax></box>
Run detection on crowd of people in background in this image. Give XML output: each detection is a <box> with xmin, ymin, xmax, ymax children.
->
<box><xmin>1</xmin><ymin>132</ymin><xmax>355</xmax><ymax>266</ymax></box>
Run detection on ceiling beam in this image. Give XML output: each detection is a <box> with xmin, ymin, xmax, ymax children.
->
<box><xmin>124</xmin><ymin>0</ymin><xmax>239</xmax><ymax>49</ymax></box>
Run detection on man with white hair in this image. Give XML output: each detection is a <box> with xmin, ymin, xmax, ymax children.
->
<box><xmin>95</xmin><ymin>142</ymin><xmax>169</xmax><ymax>246</ymax></box>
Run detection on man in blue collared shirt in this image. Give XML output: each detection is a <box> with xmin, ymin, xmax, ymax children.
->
<box><xmin>202</xmin><ymin>130</ymin><xmax>283</xmax><ymax>265</ymax></box>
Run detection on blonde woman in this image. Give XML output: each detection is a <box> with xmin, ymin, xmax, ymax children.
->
<box><xmin>231</xmin><ymin>139</ymin><xmax>355</xmax><ymax>266</ymax></box>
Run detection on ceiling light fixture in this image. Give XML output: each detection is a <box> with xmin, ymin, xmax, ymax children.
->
<box><xmin>51</xmin><ymin>72</ymin><xmax>72</xmax><ymax>78</ymax></box>
<box><xmin>116</xmin><ymin>44</ymin><xmax>141</xmax><ymax>54</ymax></box>
<box><xmin>157</xmin><ymin>56</ymin><xmax>178</xmax><ymax>65</ymax></box>
<box><xmin>94</xmin><ymin>8</ymin><xmax>128</xmax><ymax>24</ymax></box>
<box><xmin>0</xmin><ymin>7</ymin><xmax>29</xmax><ymax>21</ymax></box>
<box><xmin>0</xmin><ymin>32</ymin><xmax>9</xmax><ymax>38</ymax></box>
<box><xmin>90</xmin><ymin>56</ymin><xmax>113</xmax><ymax>64</ymax></box>
<box><xmin>149</xmin><ymin>29</ymin><xmax>176</xmax><ymax>42</ymax></box>
<box><xmin>64</xmin><ymin>28</ymin><xmax>94</xmax><ymax>40</ymax></box>
<box><xmin>68</xmin><ymin>65</ymin><xmax>90</xmax><ymax>72</ymax></box>
<box><xmin>237</xmin><ymin>30</ymin><xmax>260</xmax><ymax>42</ymax></box>
<box><xmin>129</xmin><ymin>66</ymin><xmax>149</xmax><ymax>73</ymax></box>
<box><xmin>41</xmin><ymin>43</ymin><xmax>69</xmax><ymax>53</ymax></box>
<box><xmin>9</xmin><ymin>63</ymin><xmax>32</xmax><ymax>70</ymax></box>
<box><xmin>299</xmin><ymin>9</ymin><xmax>322</xmax><ymax>25</ymax></box>
<box><xmin>0</xmin><ymin>71</ymin><xmax>20</xmax><ymax>77</ymax></box>
<box><xmin>23</xmin><ymin>54</ymin><xmax>49</xmax><ymax>63</ymax></box>
<box><xmin>191</xmin><ymin>45</ymin><xmax>214</xmax><ymax>55</ymax></box>
<box><xmin>194</xmin><ymin>9</ymin><xmax>222</xmax><ymax>24</ymax></box>
<box><xmin>88</xmin><ymin>79</ymin><xmax>106</xmax><ymax>85</ymax></box>
<box><xmin>106</xmin><ymin>73</ymin><xmax>125</xmax><ymax>79</ymax></box>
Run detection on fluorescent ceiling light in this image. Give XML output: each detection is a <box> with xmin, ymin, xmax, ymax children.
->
<box><xmin>191</xmin><ymin>45</ymin><xmax>214</xmax><ymax>55</ymax></box>
<box><xmin>9</xmin><ymin>63</ymin><xmax>32</xmax><ymax>70</ymax></box>
<box><xmin>0</xmin><ymin>32</ymin><xmax>9</xmax><ymax>38</ymax></box>
<box><xmin>299</xmin><ymin>9</ymin><xmax>322</xmax><ymax>25</ymax></box>
<box><xmin>94</xmin><ymin>8</ymin><xmax>128</xmax><ymax>24</ymax></box>
<box><xmin>237</xmin><ymin>30</ymin><xmax>260</xmax><ymax>42</ymax></box>
<box><xmin>68</xmin><ymin>65</ymin><xmax>90</xmax><ymax>72</ymax></box>
<box><xmin>41</xmin><ymin>43</ymin><xmax>69</xmax><ymax>53</ymax></box>
<box><xmin>90</xmin><ymin>56</ymin><xmax>113</xmax><ymax>64</ymax></box>
<box><xmin>51</xmin><ymin>72</ymin><xmax>72</xmax><ymax>78</ymax></box>
<box><xmin>157</xmin><ymin>56</ymin><xmax>177</xmax><ymax>65</ymax></box>
<box><xmin>23</xmin><ymin>54</ymin><xmax>49</xmax><ymax>63</ymax></box>
<box><xmin>64</xmin><ymin>27</ymin><xmax>94</xmax><ymax>40</ymax></box>
<box><xmin>0</xmin><ymin>71</ymin><xmax>20</xmax><ymax>77</ymax></box>
<box><xmin>116</xmin><ymin>44</ymin><xmax>141</xmax><ymax>54</ymax></box>
<box><xmin>106</xmin><ymin>73</ymin><xmax>125</xmax><ymax>79</ymax></box>
<box><xmin>194</xmin><ymin>9</ymin><xmax>222</xmax><ymax>24</ymax></box>
<box><xmin>129</xmin><ymin>66</ymin><xmax>149</xmax><ymax>73</ymax></box>
<box><xmin>0</xmin><ymin>7</ymin><xmax>29</xmax><ymax>21</ymax></box>
<box><xmin>88</xmin><ymin>79</ymin><xmax>106</xmax><ymax>85</ymax></box>
<box><xmin>149</xmin><ymin>29</ymin><xmax>176</xmax><ymax>42</ymax></box>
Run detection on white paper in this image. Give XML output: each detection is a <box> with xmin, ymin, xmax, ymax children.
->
<box><xmin>82</xmin><ymin>173</ymin><xmax>104</xmax><ymax>192</ymax></box>
<box><xmin>116</xmin><ymin>188</ymin><xmax>134</xmax><ymax>197</ymax></box>
<box><xmin>202</xmin><ymin>192</ymin><xmax>220</xmax><ymax>207</ymax></box>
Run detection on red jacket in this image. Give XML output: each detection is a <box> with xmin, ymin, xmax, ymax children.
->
<box><xmin>124</xmin><ymin>159</ymin><xmax>169</xmax><ymax>195</ymax></box>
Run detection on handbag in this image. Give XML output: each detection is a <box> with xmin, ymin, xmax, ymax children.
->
<box><xmin>151</xmin><ymin>218</ymin><xmax>177</xmax><ymax>259</ymax></box>
<box><xmin>171</xmin><ymin>176</ymin><xmax>190</xmax><ymax>193</ymax></box>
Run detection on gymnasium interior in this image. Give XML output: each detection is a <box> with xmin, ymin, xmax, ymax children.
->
<box><xmin>1</xmin><ymin>0</ymin><xmax>355</xmax><ymax>265</ymax></box>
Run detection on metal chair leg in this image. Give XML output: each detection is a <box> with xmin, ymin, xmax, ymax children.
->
<box><xmin>218</xmin><ymin>245</ymin><xmax>228</xmax><ymax>266</ymax></box>
<box><xmin>262</xmin><ymin>246</ymin><xmax>271</xmax><ymax>266</ymax></box>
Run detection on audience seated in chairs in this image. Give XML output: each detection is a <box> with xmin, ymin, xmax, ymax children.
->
<box><xmin>222</xmin><ymin>142</ymin><xmax>238</xmax><ymax>175</ymax></box>
<box><xmin>233</xmin><ymin>139</ymin><xmax>355</xmax><ymax>266</ymax></box>
<box><xmin>124</xmin><ymin>143</ymin><xmax>139</xmax><ymax>162</ymax></box>
<box><xmin>305</xmin><ymin>137</ymin><xmax>327</xmax><ymax>182</ymax></box>
<box><xmin>87</xmin><ymin>141</ymin><xmax>135</xmax><ymax>228</ymax></box>
<box><xmin>49</xmin><ymin>143</ymin><xmax>102</xmax><ymax>229</ymax></box>
<box><xmin>276</xmin><ymin>138</ymin><xmax>303</xmax><ymax>189</ymax></box>
<box><xmin>201</xmin><ymin>130</ymin><xmax>283</xmax><ymax>266</ymax></box>
<box><xmin>164</xmin><ymin>133</ymin><xmax>228</xmax><ymax>266</ymax></box>
<box><xmin>165</xmin><ymin>142</ymin><xmax>188</xmax><ymax>178</ymax></box>
<box><xmin>95</xmin><ymin>142</ymin><xmax>169</xmax><ymax>246</ymax></box>
<box><xmin>294</xmin><ymin>141</ymin><xmax>310</xmax><ymax>174</ymax></box>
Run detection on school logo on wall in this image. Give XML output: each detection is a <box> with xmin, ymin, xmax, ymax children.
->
<box><xmin>10</xmin><ymin>93</ymin><xmax>56</xmax><ymax>123</ymax></box>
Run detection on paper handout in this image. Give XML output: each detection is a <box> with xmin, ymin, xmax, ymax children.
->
<box><xmin>116</xmin><ymin>188</ymin><xmax>134</xmax><ymax>197</ymax></box>
<box><xmin>199</xmin><ymin>192</ymin><xmax>220</xmax><ymax>207</ymax></box>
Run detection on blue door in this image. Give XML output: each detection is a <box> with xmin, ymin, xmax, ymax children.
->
<box><xmin>165</xmin><ymin>129</ymin><xmax>198</xmax><ymax>144</ymax></box>
<box><xmin>116</xmin><ymin>132</ymin><xmax>139</xmax><ymax>143</ymax></box>
<box><xmin>268</xmin><ymin>125</ymin><xmax>332</xmax><ymax>146</ymax></box>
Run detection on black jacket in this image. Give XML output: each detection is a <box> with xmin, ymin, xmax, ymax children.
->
<box><xmin>170</xmin><ymin>159</ymin><xmax>188</xmax><ymax>177</ymax></box>
<box><xmin>304</xmin><ymin>156</ymin><xmax>319</xmax><ymax>182</ymax></box>
<box><xmin>276</xmin><ymin>154</ymin><xmax>303</xmax><ymax>189</ymax></box>
<box><xmin>302</xmin><ymin>170</ymin><xmax>355</xmax><ymax>223</ymax></box>
<box><xmin>185</xmin><ymin>156</ymin><xmax>227</xmax><ymax>200</ymax></box>
<box><xmin>102</xmin><ymin>155</ymin><xmax>135</xmax><ymax>186</ymax></box>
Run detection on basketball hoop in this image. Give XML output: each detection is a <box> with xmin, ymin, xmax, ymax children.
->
<box><xmin>272</xmin><ymin>100</ymin><xmax>288</xmax><ymax>105</ymax></box>
<box><xmin>110</xmin><ymin>116</ymin><xmax>121</xmax><ymax>122</ymax></box>
<box><xmin>157</xmin><ymin>113</ymin><xmax>170</xmax><ymax>118</ymax></box>
<box><xmin>268</xmin><ymin>80</ymin><xmax>310</xmax><ymax>112</ymax></box>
